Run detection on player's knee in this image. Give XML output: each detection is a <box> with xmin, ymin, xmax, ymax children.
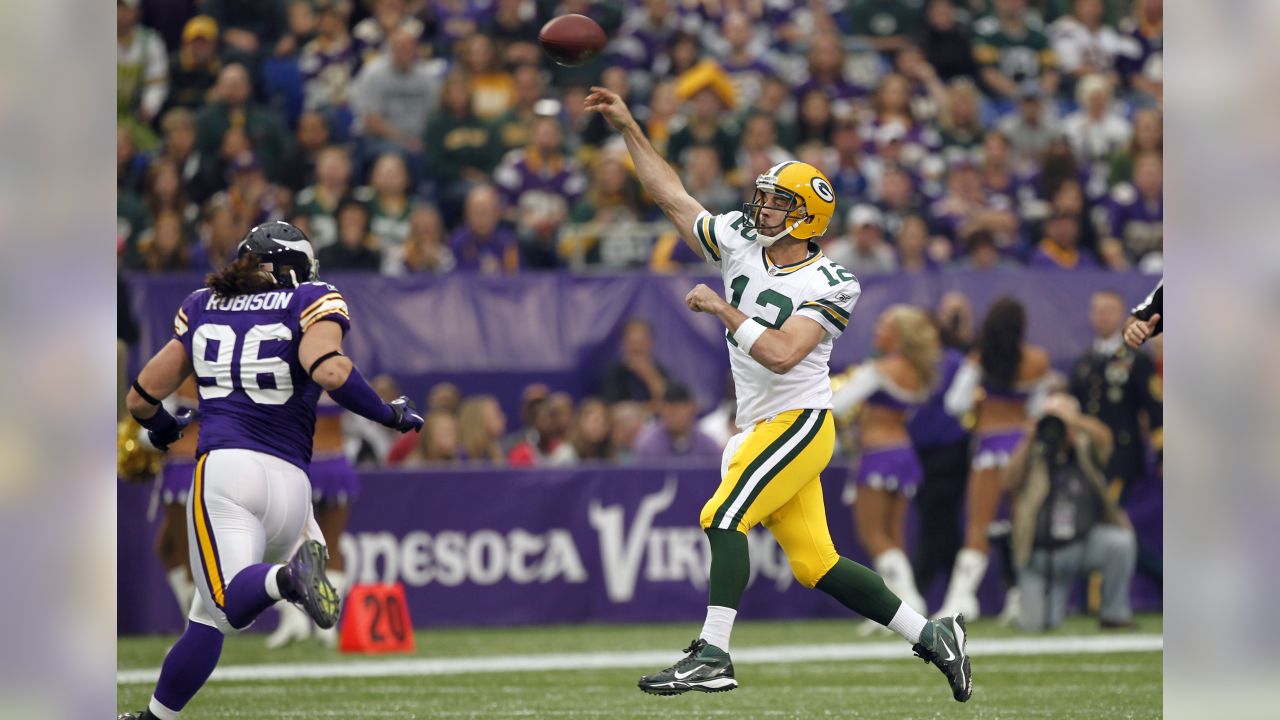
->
<box><xmin>788</xmin><ymin>548</ymin><xmax>839</xmax><ymax>588</ymax></box>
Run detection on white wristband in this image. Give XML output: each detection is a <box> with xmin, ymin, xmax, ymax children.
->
<box><xmin>733</xmin><ymin>319</ymin><xmax>767</xmax><ymax>354</ymax></box>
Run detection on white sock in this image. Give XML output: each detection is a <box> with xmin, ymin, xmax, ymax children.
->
<box><xmin>148</xmin><ymin>696</ymin><xmax>180</xmax><ymax>720</ymax></box>
<box><xmin>166</xmin><ymin>567</ymin><xmax>196</xmax><ymax>615</ymax></box>
<box><xmin>699</xmin><ymin>605</ymin><xmax>737</xmax><ymax>652</ymax></box>
<box><xmin>264</xmin><ymin>563</ymin><xmax>286</xmax><ymax>601</ymax></box>
<box><xmin>887</xmin><ymin>602</ymin><xmax>929</xmax><ymax>644</ymax></box>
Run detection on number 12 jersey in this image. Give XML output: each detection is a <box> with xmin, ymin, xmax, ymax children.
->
<box><xmin>693</xmin><ymin>210</ymin><xmax>862</xmax><ymax>429</ymax></box>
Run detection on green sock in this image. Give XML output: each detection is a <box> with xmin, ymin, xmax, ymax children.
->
<box><xmin>814</xmin><ymin>556</ymin><xmax>904</xmax><ymax>626</ymax></box>
<box><xmin>706</xmin><ymin>528</ymin><xmax>750</xmax><ymax>609</ymax></box>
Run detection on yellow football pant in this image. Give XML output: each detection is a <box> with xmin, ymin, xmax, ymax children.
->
<box><xmin>699</xmin><ymin>409</ymin><xmax>839</xmax><ymax>588</ymax></box>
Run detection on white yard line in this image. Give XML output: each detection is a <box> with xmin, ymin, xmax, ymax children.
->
<box><xmin>117</xmin><ymin>633</ymin><xmax>1161</xmax><ymax>685</ymax></box>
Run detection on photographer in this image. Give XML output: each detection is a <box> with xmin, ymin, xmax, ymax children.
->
<box><xmin>1006</xmin><ymin>393</ymin><xmax>1137</xmax><ymax>631</ymax></box>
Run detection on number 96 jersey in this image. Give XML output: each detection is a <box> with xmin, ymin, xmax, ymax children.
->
<box><xmin>693</xmin><ymin>210</ymin><xmax>861</xmax><ymax>429</ymax></box>
<box><xmin>172</xmin><ymin>282</ymin><xmax>351</xmax><ymax>470</ymax></box>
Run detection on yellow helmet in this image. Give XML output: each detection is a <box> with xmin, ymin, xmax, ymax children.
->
<box><xmin>743</xmin><ymin>161</ymin><xmax>836</xmax><ymax>245</ymax></box>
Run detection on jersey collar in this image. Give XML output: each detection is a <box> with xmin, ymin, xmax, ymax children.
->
<box><xmin>762</xmin><ymin>242</ymin><xmax>824</xmax><ymax>275</ymax></box>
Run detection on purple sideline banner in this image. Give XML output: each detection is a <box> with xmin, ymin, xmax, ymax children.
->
<box><xmin>125</xmin><ymin>270</ymin><xmax>1162</xmax><ymax>419</ymax></box>
<box><xmin>118</xmin><ymin>462</ymin><xmax>1161</xmax><ymax>634</ymax></box>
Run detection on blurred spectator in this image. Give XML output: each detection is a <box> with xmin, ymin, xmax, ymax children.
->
<box><xmin>137</xmin><ymin>210</ymin><xmax>192</xmax><ymax>273</ymax></box>
<box><xmin>196</xmin><ymin>64</ymin><xmax>290</xmax><ymax>181</ymax></box>
<box><xmin>972</xmin><ymin>0</ymin><xmax>1060</xmax><ymax>100</ymax></box>
<box><xmin>1099</xmin><ymin>152</ymin><xmax>1162</xmax><ymax>271</ymax></box>
<box><xmin>1048</xmin><ymin>0</ymin><xmax>1126</xmax><ymax>96</ymax></box>
<box><xmin>144</xmin><ymin>159</ymin><xmax>198</xmax><ymax>232</ymax></box>
<box><xmin>716</xmin><ymin>10</ymin><xmax>777</xmax><ymax>112</ymax></box>
<box><xmin>118</xmin><ymin>126</ymin><xmax>150</xmax><ymax>197</ymax></box>
<box><xmin>930</xmin><ymin>159</ymin><xmax>1019</xmax><ymax>253</ymax></box>
<box><xmin>278</xmin><ymin>0</ymin><xmax>319</xmax><ymax>60</ymax></box>
<box><xmin>493</xmin><ymin>65</ymin><xmax>550</xmax><ymax>154</ymax></box>
<box><xmin>829</xmin><ymin>204</ymin><xmax>898</xmax><ymax>275</ymax></box>
<box><xmin>458</xmin><ymin>395</ymin><xmax>508</xmax><ymax>464</ymax></box>
<box><xmin>936</xmin><ymin>77</ymin><xmax>986</xmax><ymax>150</ymax></box>
<box><xmin>352</xmin><ymin>0</ymin><xmax>425</xmax><ymax>68</ymax></box>
<box><xmin>895</xmin><ymin>214</ymin><xmax>934</xmax><ymax>274</ymax></box>
<box><xmin>425</xmin><ymin>72</ymin><xmax>501</xmax><ymax>217</ymax></box>
<box><xmin>351</xmin><ymin>27</ymin><xmax>447</xmax><ymax>177</ymax></box>
<box><xmin>633</xmin><ymin>383</ymin><xmax>721</xmax><ymax>459</ymax></box>
<box><xmin>278</xmin><ymin>111</ymin><xmax>332</xmax><ymax>193</ymax></box>
<box><xmin>403</xmin><ymin>411</ymin><xmax>462</xmax><ymax>466</ymax></box>
<box><xmin>563</xmin><ymin>150</ymin><xmax>658</xmax><ymax>268</ymax></box>
<box><xmin>829</xmin><ymin>116</ymin><xmax>872</xmax><ymax>209</ymax></box>
<box><xmin>164</xmin><ymin>16</ymin><xmax>222</xmax><ymax>115</ymax></box>
<box><xmin>996</xmin><ymin>82</ymin><xmax>1060</xmax><ymax>174</ymax></box>
<box><xmin>543</xmin><ymin>392</ymin><xmax>577</xmax><ymax>464</ymax></box>
<box><xmin>1107</xmin><ymin>107</ymin><xmax>1161</xmax><ymax>186</ymax></box>
<box><xmin>495</xmin><ymin>113</ymin><xmax>586</xmax><ymax>222</ymax></box>
<box><xmin>668</xmin><ymin>62</ymin><xmax>739</xmax><ymax>172</ymax></box>
<box><xmin>795</xmin><ymin>32</ymin><xmax>865</xmax><ymax>102</ymax></box>
<box><xmin>921</xmin><ymin>0</ymin><xmax>978</xmax><ymax>82</ymax></box>
<box><xmin>1007</xmin><ymin>393</ymin><xmax>1135</xmax><ymax>631</ymax></box>
<box><xmin>638</xmin><ymin>80</ymin><xmax>682</xmax><ymax>160</ymax></box>
<box><xmin>754</xmin><ymin>76</ymin><xmax>798</xmax><ymax>147</ymax></box>
<box><xmin>389</xmin><ymin>205</ymin><xmax>456</xmax><ymax>275</ymax></box>
<box><xmin>893</xmin><ymin>45</ymin><xmax>949</xmax><ymax>122</ymax></box>
<box><xmin>609</xmin><ymin>401</ymin><xmax>648</xmax><ymax>462</ymax></box>
<box><xmin>877</xmin><ymin>165</ymin><xmax>927</xmax><ymax>238</ymax></box>
<box><xmin>795</xmin><ymin>89</ymin><xmax>836</xmax><ymax>148</ymax></box>
<box><xmin>449</xmin><ymin>185</ymin><xmax>521</xmax><ymax>274</ymax></box>
<box><xmin>206</xmin><ymin>0</ymin><xmax>289</xmax><ymax>63</ymax></box>
<box><xmin>318</xmin><ymin>199</ymin><xmax>382</xmax><ymax>272</ymax></box>
<box><xmin>955</xmin><ymin>229</ymin><xmax>1018</xmax><ymax>270</ymax></box>
<box><xmin>579</xmin><ymin>66</ymin><xmax>634</xmax><ymax>150</ymax></box>
<box><xmin>458</xmin><ymin>34</ymin><xmax>515</xmax><ymax>121</ymax></box>
<box><xmin>1115</xmin><ymin>0</ymin><xmax>1162</xmax><ymax>106</ymax></box>
<box><xmin>298</xmin><ymin>0</ymin><xmax>358</xmax><ymax>112</ymax></box>
<box><xmin>485</xmin><ymin>0</ymin><xmax>542</xmax><ymax>61</ymax></box>
<box><xmin>117</xmin><ymin>0</ymin><xmax>170</xmax><ymax>150</ymax></box>
<box><xmin>294</xmin><ymin>145</ymin><xmax>353</xmax><ymax>250</ymax></box>
<box><xmin>428</xmin><ymin>383</ymin><xmax>463</xmax><ymax>416</ymax></box>
<box><xmin>598</xmin><ymin>318</ymin><xmax>671</xmax><ymax>405</ymax></box>
<box><xmin>1028</xmin><ymin>210</ymin><xmax>1099</xmax><ymax>270</ymax></box>
<box><xmin>979</xmin><ymin>131</ymin><xmax>1035</xmax><ymax>220</ymax></box>
<box><xmin>683</xmin><ymin>145</ymin><xmax>738</xmax><ymax>217</ymax></box>
<box><xmin>735</xmin><ymin>113</ymin><xmax>790</xmax><ymax>189</ymax></box>
<box><xmin>613</xmin><ymin>0</ymin><xmax>682</xmax><ymax>82</ymax></box>
<box><xmin>157</xmin><ymin>108</ymin><xmax>221</xmax><ymax>205</ymax></box>
<box><xmin>1062</xmin><ymin>74</ymin><xmax>1131</xmax><ymax>169</ymax></box>
<box><xmin>189</xmin><ymin>198</ymin><xmax>240</xmax><ymax>272</ymax></box>
<box><xmin>358</xmin><ymin>153</ymin><xmax>415</xmax><ymax>252</ymax></box>
<box><xmin>504</xmin><ymin>383</ymin><xmax>550</xmax><ymax>453</ymax></box>
<box><xmin>1043</xmin><ymin>177</ymin><xmax>1099</xmax><ymax>256</ymax></box>
<box><xmin>222</xmin><ymin>152</ymin><xmax>288</xmax><ymax>230</ymax></box>
<box><xmin>507</xmin><ymin>394</ymin><xmax>566</xmax><ymax>467</ymax></box>
<box><xmin>847</xmin><ymin>0</ymin><xmax>922</xmax><ymax>57</ymax></box>
<box><xmin>1033</xmin><ymin>135</ymin><xmax>1092</xmax><ymax>203</ymax></box>
<box><xmin>563</xmin><ymin>397</ymin><xmax>615</xmax><ymax>462</ymax></box>
<box><xmin>1070</xmin><ymin>290</ymin><xmax>1162</xmax><ymax>498</ymax></box>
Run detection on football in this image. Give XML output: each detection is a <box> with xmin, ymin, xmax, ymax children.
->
<box><xmin>538</xmin><ymin>14</ymin><xmax>606</xmax><ymax>67</ymax></box>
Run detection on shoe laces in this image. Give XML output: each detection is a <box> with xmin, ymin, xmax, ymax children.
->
<box><xmin>665</xmin><ymin>639</ymin><xmax>707</xmax><ymax>672</ymax></box>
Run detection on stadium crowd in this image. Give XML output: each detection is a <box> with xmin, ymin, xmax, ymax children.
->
<box><xmin>118</xmin><ymin>0</ymin><xmax>1164</xmax><ymax>276</ymax></box>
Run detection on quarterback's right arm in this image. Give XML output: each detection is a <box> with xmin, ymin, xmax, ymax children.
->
<box><xmin>299</xmin><ymin>316</ymin><xmax>424</xmax><ymax>433</ymax></box>
<box><xmin>584</xmin><ymin>86</ymin><xmax>708</xmax><ymax>259</ymax></box>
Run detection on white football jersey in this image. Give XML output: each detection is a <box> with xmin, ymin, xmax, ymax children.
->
<box><xmin>693</xmin><ymin>209</ymin><xmax>861</xmax><ymax>429</ymax></box>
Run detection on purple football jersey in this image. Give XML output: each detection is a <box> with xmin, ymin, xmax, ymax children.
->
<box><xmin>173</xmin><ymin>281</ymin><xmax>351</xmax><ymax>470</ymax></box>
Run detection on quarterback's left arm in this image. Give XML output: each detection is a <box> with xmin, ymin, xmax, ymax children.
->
<box><xmin>127</xmin><ymin>339</ymin><xmax>196</xmax><ymax>451</ymax></box>
<box><xmin>686</xmin><ymin>284</ymin><xmax>825</xmax><ymax>375</ymax></box>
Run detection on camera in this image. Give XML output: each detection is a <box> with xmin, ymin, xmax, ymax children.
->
<box><xmin>1034</xmin><ymin>414</ymin><xmax>1068</xmax><ymax>455</ymax></box>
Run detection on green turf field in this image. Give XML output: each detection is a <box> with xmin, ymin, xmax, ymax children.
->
<box><xmin>118</xmin><ymin>615</ymin><xmax>1162</xmax><ymax>719</ymax></box>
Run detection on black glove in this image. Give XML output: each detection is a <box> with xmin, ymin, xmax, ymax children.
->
<box><xmin>386</xmin><ymin>396</ymin><xmax>425</xmax><ymax>433</ymax></box>
<box><xmin>149</xmin><ymin>408</ymin><xmax>197</xmax><ymax>452</ymax></box>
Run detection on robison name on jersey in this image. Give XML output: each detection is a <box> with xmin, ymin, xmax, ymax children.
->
<box><xmin>693</xmin><ymin>209</ymin><xmax>861</xmax><ymax>429</ymax></box>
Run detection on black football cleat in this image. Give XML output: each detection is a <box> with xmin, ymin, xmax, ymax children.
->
<box><xmin>913</xmin><ymin>612</ymin><xmax>973</xmax><ymax>702</ymax></box>
<box><xmin>279</xmin><ymin>540</ymin><xmax>340</xmax><ymax>629</ymax></box>
<box><xmin>638</xmin><ymin>639</ymin><xmax>738</xmax><ymax>695</ymax></box>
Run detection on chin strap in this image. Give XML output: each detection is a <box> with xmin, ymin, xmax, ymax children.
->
<box><xmin>755</xmin><ymin>215</ymin><xmax>810</xmax><ymax>247</ymax></box>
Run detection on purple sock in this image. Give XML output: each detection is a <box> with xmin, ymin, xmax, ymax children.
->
<box><xmin>152</xmin><ymin>621</ymin><xmax>223</xmax><ymax>714</ymax></box>
<box><xmin>223</xmin><ymin>563</ymin><xmax>279</xmax><ymax>629</ymax></box>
